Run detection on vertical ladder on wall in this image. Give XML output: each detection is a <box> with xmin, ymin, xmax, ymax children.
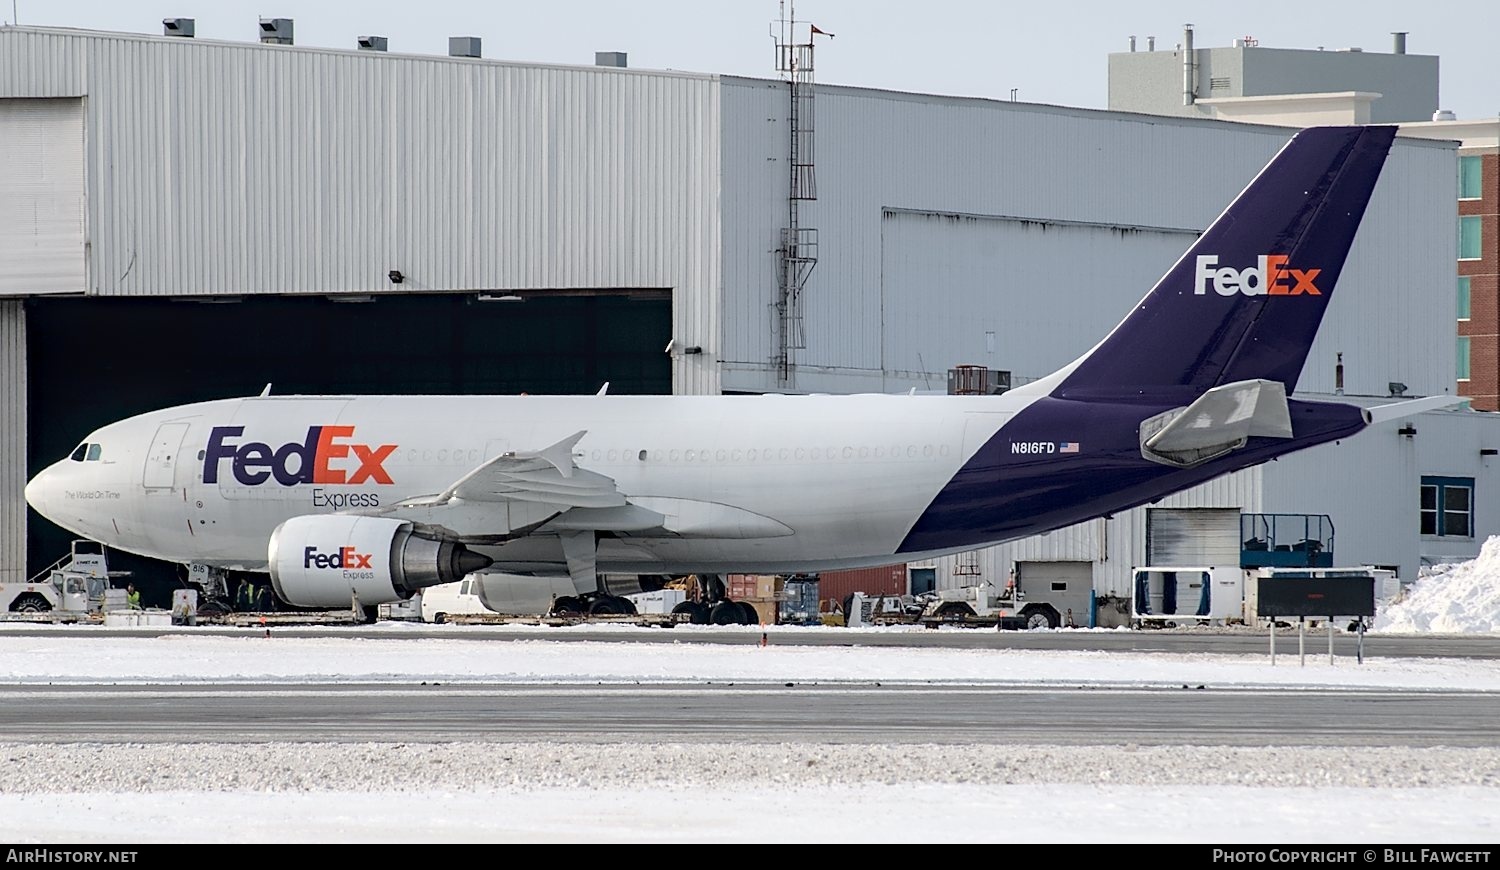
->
<box><xmin>773</xmin><ymin>3</ymin><xmax>825</xmax><ymax>385</ymax></box>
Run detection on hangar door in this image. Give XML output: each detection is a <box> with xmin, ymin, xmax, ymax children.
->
<box><xmin>0</xmin><ymin>98</ymin><xmax>85</xmax><ymax>295</ymax></box>
<box><xmin>880</xmin><ymin>209</ymin><xmax>1196</xmax><ymax>381</ymax></box>
<box><xmin>1146</xmin><ymin>508</ymin><xmax>1240</xmax><ymax>567</ymax></box>
<box><xmin>25</xmin><ymin>292</ymin><xmax>671</xmax><ymax>583</ymax></box>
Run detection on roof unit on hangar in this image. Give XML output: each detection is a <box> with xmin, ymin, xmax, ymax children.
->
<box><xmin>0</xmin><ymin>25</ymin><xmax>1477</xmax><ymax>595</ymax></box>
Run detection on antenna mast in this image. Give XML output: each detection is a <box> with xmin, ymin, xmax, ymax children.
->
<box><xmin>771</xmin><ymin>1</ymin><xmax>824</xmax><ymax>386</ymax></box>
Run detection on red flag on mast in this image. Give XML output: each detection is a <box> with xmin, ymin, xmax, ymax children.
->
<box><xmin>810</xmin><ymin>24</ymin><xmax>834</xmax><ymax>38</ymax></box>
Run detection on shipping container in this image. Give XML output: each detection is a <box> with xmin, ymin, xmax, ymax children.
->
<box><xmin>816</xmin><ymin>565</ymin><xmax>907</xmax><ymax>611</ymax></box>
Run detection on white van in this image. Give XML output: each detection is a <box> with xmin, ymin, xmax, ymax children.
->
<box><xmin>420</xmin><ymin>576</ymin><xmax>492</xmax><ymax>623</ymax></box>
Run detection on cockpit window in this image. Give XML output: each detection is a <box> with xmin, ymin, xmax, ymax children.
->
<box><xmin>69</xmin><ymin>442</ymin><xmax>104</xmax><ymax>462</ymax></box>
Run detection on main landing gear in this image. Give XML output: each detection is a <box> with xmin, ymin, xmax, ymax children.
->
<box><xmin>669</xmin><ymin>575</ymin><xmax>759</xmax><ymax>626</ymax></box>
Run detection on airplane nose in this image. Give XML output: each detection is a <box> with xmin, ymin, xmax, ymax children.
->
<box><xmin>24</xmin><ymin>468</ymin><xmax>53</xmax><ymax>517</ymax></box>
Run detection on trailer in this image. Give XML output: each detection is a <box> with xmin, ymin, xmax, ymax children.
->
<box><xmin>1243</xmin><ymin>566</ymin><xmax>1399</xmax><ymax>628</ymax></box>
<box><xmin>440</xmin><ymin>612</ymin><xmax>683</xmax><ymax>628</ymax></box>
<box><xmin>1131</xmin><ymin>566</ymin><xmax>1243</xmax><ymax>627</ymax></box>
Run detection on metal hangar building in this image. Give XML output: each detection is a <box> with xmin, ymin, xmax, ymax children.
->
<box><xmin>0</xmin><ymin>23</ymin><xmax>1482</xmax><ymax>605</ymax></box>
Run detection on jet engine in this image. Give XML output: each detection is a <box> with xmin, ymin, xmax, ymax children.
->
<box><xmin>268</xmin><ymin>515</ymin><xmax>492</xmax><ymax>607</ymax></box>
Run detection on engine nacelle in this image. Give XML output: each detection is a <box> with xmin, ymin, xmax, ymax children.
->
<box><xmin>268</xmin><ymin>515</ymin><xmax>492</xmax><ymax>608</ymax></box>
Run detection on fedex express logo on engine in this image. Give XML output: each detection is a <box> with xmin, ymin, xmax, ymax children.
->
<box><xmin>304</xmin><ymin>546</ymin><xmax>373</xmax><ymax>570</ymax></box>
<box><xmin>204</xmin><ymin>426</ymin><xmax>396</xmax><ymax>486</ymax></box>
<box><xmin>1194</xmin><ymin>255</ymin><xmax>1321</xmax><ymax>297</ymax></box>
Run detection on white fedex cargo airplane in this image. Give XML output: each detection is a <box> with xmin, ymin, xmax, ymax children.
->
<box><xmin>23</xmin><ymin>126</ymin><xmax>1448</xmax><ymax>618</ymax></box>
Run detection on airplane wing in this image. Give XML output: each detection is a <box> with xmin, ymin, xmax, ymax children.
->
<box><xmin>438</xmin><ymin>431</ymin><xmax>625</xmax><ymax>509</ymax></box>
<box><xmin>371</xmin><ymin>431</ymin><xmax>791</xmax><ymax>543</ymax></box>
<box><xmin>373</xmin><ymin>431</ymin><xmax>630</xmax><ymax>537</ymax></box>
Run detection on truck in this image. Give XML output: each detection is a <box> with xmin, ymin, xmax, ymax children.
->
<box><xmin>2</xmin><ymin>539</ymin><xmax>127</xmax><ymax>618</ymax></box>
<box><xmin>919</xmin><ymin>580</ymin><xmax>1073</xmax><ymax>629</ymax></box>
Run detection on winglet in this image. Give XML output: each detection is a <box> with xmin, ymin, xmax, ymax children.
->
<box><xmin>259</xmin><ymin>383</ymin><xmax>273</xmax><ymax>397</ymax></box>
<box><xmin>596</xmin><ymin>382</ymin><xmax>610</xmax><ymax>396</ymax></box>
<box><xmin>1362</xmin><ymin>395</ymin><xmax>1468</xmax><ymax>425</ymax></box>
<box><xmin>520</xmin><ymin>431</ymin><xmax>587</xmax><ymax>479</ymax></box>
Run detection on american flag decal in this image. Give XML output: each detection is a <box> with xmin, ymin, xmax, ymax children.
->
<box><xmin>1058</xmin><ymin>442</ymin><xmax>1080</xmax><ymax>453</ymax></box>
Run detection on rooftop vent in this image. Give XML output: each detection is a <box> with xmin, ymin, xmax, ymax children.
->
<box><xmin>595</xmin><ymin>51</ymin><xmax>628</xmax><ymax>68</ymax></box>
<box><xmin>162</xmin><ymin>18</ymin><xmax>194</xmax><ymax>37</ymax></box>
<box><xmin>1392</xmin><ymin>32</ymin><xmax>1408</xmax><ymax>54</ymax></box>
<box><xmin>1433</xmin><ymin>109</ymin><xmax>1457</xmax><ymax>122</ymax></box>
<box><xmin>449</xmin><ymin>36</ymin><xmax>481</xmax><ymax>58</ymax></box>
<box><xmin>259</xmin><ymin>18</ymin><xmax>293</xmax><ymax>45</ymax></box>
<box><xmin>357</xmin><ymin>35</ymin><xmax>388</xmax><ymax>52</ymax></box>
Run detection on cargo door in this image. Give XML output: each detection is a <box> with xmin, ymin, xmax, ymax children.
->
<box><xmin>143</xmin><ymin>422</ymin><xmax>190</xmax><ymax>489</ymax></box>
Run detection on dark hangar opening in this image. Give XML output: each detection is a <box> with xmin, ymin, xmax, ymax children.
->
<box><xmin>24</xmin><ymin>291</ymin><xmax>672</xmax><ymax>597</ymax></box>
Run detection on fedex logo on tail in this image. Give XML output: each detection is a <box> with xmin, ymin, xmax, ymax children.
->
<box><xmin>204</xmin><ymin>426</ymin><xmax>397</xmax><ymax>487</ymax></box>
<box><xmin>1194</xmin><ymin>255</ymin><xmax>1321</xmax><ymax>297</ymax></box>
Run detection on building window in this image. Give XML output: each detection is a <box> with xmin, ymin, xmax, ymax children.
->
<box><xmin>1458</xmin><ymin>276</ymin><xmax>1471</xmax><ymax>320</ymax></box>
<box><xmin>1458</xmin><ymin>336</ymin><xmax>1471</xmax><ymax>381</ymax></box>
<box><xmin>1459</xmin><ymin>155</ymin><xmax>1482</xmax><ymax>200</ymax></box>
<box><xmin>1421</xmin><ymin>476</ymin><xmax>1474</xmax><ymax>538</ymax></box>
<box><xmin>1459</xmin><ymin>216</ymin><xmax>1482</xmax><ymax>260</ymax></box>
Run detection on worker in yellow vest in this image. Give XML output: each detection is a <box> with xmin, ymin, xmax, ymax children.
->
<box><xmin>125</xmin><ymin>583</ymin><xmax>142</xmax><ymax>610</ymax></box>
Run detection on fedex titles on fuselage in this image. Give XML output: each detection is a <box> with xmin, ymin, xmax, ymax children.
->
<box><xmin>203</xmin><ymin>425</ymin><xmax>395</xmax><ymax>509</ymax></box>
<box><xmin>1194</xmin><ymin>254</ymin><xmax>1321</xmax><ymax>297</ymax></box>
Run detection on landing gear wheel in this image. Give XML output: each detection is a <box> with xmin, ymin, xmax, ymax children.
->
<box><xmin>10</xmin><ymin>593</ymin><xmax>51</xmax><ymax>613</ymax></box>
<box><xmin>196</xmin><ymin>596</ymin><xmax>231</xmax><ymax>618</ymax></box>
<box><xmin>358</xmin><ymin>604</ymin><xmax>379</xmax><ymax>625</ymax></box>
<box><xmin>709</xmin><ymin>600</ymin><xmax>743</xmax><ymax>625</ymax></box>
<box><xmin>672</xmin><ymin>601</ymin><xmax>710</xmax><ymax>624</ymax></box>
<box><xmin>737</xmin><ymin>601</ymin><xmax>760</xmax><ymax>626</ymax></box>
<box><xmin>550</xmin><ymin>596</ymin><xmax>585</xmax><ymax>616</ymax></box>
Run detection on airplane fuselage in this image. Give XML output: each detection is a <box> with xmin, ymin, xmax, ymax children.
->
<box><xmin>25</xmin><ymin>390</ymin><xmax>1364</xmax><ymax>576</ymax></box>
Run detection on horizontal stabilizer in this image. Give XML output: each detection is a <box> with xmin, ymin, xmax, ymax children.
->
<box><xmin>1141</xmin><ymin>379</ymin><xmax>1292</xmax><ymax>468</ymax></box>
<box><xmin>1362</xmin><ymin>395</ymin><xmax>1468</xmax><ymax>425</ymax></box>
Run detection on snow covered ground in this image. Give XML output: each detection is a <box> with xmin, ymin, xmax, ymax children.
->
<box><xmin>3</xmin><ymin>542</ymin><xmax>1500</xmax><ymax>844</ymax></box>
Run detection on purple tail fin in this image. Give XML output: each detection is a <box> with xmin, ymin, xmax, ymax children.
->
<box><xmin>1058</xmin><ymin>125</ymin><xmax>1396</xmax><ymax>397</ymax></box>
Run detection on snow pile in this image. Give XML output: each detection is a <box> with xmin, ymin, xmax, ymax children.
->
<box><xmin>1374</xmin><ymin>536</ymin><xmax>1500</xmax><ymax>634</ymax></box>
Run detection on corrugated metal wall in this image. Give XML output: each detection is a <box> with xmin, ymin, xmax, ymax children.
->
<box><xmin>718</xmin><ymin>78</ymin><xmax>1456</xmax><ymax>398</ymax></box>
<box><xmin>0</xmin><ymin>301</ymin><xmax>24</xmax><ymax>583</ymax></box>
<box><xmin>0</xmin><ymin>27</ymin><xmax>723</xmax><ymax>395</ymax></box>
<box><xmin>0</xmin><ymin>98</ymin><xmax>85</xmax><ymax>295</ymax></box>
